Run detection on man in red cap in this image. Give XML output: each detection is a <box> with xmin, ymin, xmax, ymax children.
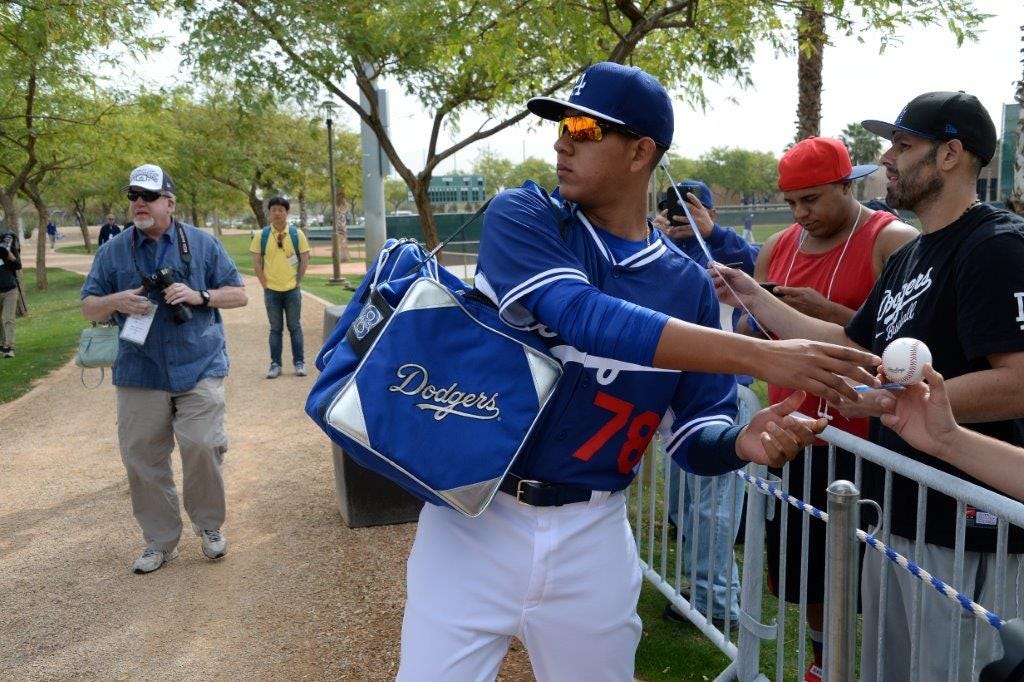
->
<box><xmin>745</xmin><ymin>136</ymin><xmax>918</xmax><ymax>681</ymax></box>
<box><xmin>712</xmin><ymin>92</ymin><xmax>1024</xmax><ymax>681</ymax></box>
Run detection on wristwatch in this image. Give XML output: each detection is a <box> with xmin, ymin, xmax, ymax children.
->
<box><xmin>198</xmin><ymin>290</ymin><xmax>211</xmax><ymax>307</ymax></box>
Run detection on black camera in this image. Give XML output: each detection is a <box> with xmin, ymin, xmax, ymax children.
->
<box><xmin>141</xmin><ymin>266</ymin><xmax>193</xmax><ymax>325</ymax></box>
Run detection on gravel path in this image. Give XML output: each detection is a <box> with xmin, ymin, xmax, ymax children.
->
<box><xmin>0</xmin><ymin>237</ymin><xmax>533</xmax><ymax>680</ymax></box>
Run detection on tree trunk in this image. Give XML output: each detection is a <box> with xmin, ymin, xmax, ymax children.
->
<box><xmin>247</xmin><ymin>183</ymin><xmax>266</xmax><ymax>229</ymax></box>
<box><xmin>411</xmin><ymin>180</ymin><xmax>440</xmax><ymax>252</ymax></box>
<box><xmin>213</xmin><ymin>209</ymin><xmax>222</xmax><ymax>237</ymax></box>
<box><xmin>335</xmin><ymin>186</ymin><xmax>350</xmax><ymax>261</ymax></box>
<box><xmin>24</xmin><ymin>185</ymin><xmax>48</xmax><ymax>290</ymax></box>
<box><xmin>0</xmin><ymin>191</ymin><xmax>19</xmax><ymax>239</ymax></box>
<box><xmin>74</xmin><ymin>198</ymin><xmax>92</xmax><ymax>253</ymax></box>
<box><xmin>794</xmin><ymin>5</ymin><xmax>826</xmax><ymax>142</ymax></box>
<box><xmin>298</xmin><ymin>185</ymin><xmax>308</xmax><ymax>228</ymax></box>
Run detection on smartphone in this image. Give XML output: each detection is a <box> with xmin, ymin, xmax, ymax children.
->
<box><xmin>760</xmin><ymin>281</ymin><xmax>779</xmax><ymax>294</ymax></box>
<box><xmin>664</xmin><ymin>184</ymin><xmax>701</xmax><ymax>225</ymax></box>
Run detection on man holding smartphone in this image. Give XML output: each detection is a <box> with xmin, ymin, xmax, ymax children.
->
<box><xmin>654</xmin><ymin>179</ymin><xmax>759</xmax><ymax>274</ymax></box>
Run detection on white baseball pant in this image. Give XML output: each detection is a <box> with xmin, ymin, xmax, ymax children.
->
<box><xmin>397</xmin><ymin>489</ymin><xmax>642</xmax><ymax>682</ymax></box>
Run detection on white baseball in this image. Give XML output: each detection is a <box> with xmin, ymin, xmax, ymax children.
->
<box><xmin>882</xmin><ymin>337</ymin><xmax>932</xmax><ymax>385</ymax></box>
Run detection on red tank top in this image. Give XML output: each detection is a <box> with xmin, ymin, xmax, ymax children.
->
<box><xmin>766</xmin><ymin>210</ymin><xmax>899</xmax><ymax>439</ymax></box>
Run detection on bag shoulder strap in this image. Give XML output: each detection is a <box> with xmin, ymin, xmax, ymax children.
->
<box><xmin>288</xmin><ymin>226</ymin><xmax>300</xmax><ymax>255</ymax></box>
<box><xmin>259</xmin><ymin>226</ymin><xmax>271</xmax><ymax>260</ymax></box>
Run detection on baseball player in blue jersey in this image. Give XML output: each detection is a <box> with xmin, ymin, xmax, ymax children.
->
<box><xmin>397</xmin><ymin>62</ymin><xmax>880</xmax><ymax>681</ymax></box>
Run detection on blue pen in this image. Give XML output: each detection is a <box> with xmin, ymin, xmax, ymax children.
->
<box><xmin>853</xmin><ymin>383</ymin><xmax>906</xmax><ymax>392</ymax></box>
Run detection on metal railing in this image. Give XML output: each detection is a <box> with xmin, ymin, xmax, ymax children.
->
<box><xmin>630</xmin><ymin>398</ymin><xmax>1024</xmax><ymax>681</ymax></box>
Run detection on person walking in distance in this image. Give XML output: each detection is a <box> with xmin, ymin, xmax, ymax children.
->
<box><xmin>250</xmin><ymin>196</ymin><xmax>310</xmax><ymax>378</ymax></box>
<box><xmin>81</xmin><ymin>164</ymin><xmax>247</xmax><ymax>574</ymax></box>
<box><xmin>98</xmin><ymin>213</ymin><xmax>122</xmax><ymax>246</ymax></box>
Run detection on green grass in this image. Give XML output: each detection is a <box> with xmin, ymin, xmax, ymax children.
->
<box><xmin>631</xmin><ymin>427</ymin><xmax>822</xmax><ymax>681</ymax></box>
<box><xmin>0</xmin><ymin>269</ymin><xmax>86</xmax><ymax>404</ymax></box>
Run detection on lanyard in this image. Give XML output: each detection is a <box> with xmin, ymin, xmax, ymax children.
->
<box><xmin>130</xmin><ymin>220</ymin><xmax>192</xmax><ymax>282</ymax></box>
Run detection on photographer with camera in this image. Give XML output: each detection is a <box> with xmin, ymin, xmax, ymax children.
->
<box><xmin>0</xmin><ymin>226</ymin><xmax>21</xmax><ymax>358</ymax></box>
<box><xmin>81</xmin><ymin>164</ymin><xmax>247</xmax><ymax>574</ymax></box>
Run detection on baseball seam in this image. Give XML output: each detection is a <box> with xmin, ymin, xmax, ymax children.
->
<box><xmin>904</xmin><ymin>342</ymin><xmax>919</xmax><ymax>384</ymax></box>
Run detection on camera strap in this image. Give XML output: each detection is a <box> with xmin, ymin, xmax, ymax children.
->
<box><xmin>130</xmin><ymin>220</ymin><xmax>192</xmax><ymax>282</ymax></box>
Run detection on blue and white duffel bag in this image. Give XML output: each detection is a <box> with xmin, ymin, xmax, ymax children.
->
<box><xmin>305</xmin><ymin>238</ymin><xmax>562</xmax><ymax>517</ymax></box>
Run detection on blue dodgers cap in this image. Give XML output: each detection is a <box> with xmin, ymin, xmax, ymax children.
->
<box><xmin>659</xmin><ymin>180</ymin><xmax>714</xmax><ymax>210</ymax></box>
<box><xmin>527</xmin><ymin>62</ymin><xmax>674</xmax><ymax>149</ymax></box>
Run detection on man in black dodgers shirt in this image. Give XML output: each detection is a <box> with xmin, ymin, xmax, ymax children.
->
<box><xmin>711</xmin><ymin>91</ymin><xmax>1024</xmax><ymax>680</ymax></box>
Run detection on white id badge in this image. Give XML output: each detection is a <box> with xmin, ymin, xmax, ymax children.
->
<box><xmin>287</xmin><ymin>254</ymin><xmax>299</xmax><ymax>266</ymax></box>
<box><xmin>120</xmin><ymin>302</ymin><xmax>158</xmax><ymax>346</ymax></box>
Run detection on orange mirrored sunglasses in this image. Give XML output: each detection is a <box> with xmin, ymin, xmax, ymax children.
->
<box><xmin>558</xmin><ymin>115</ymin><xmax>641</xmax><ymax>143</ymax></box>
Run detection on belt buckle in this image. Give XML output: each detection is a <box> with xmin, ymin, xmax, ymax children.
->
<box><xmin>515</xmin><ymin>479</ymin><xmax>542</xmax><ymax>505</ymax></box>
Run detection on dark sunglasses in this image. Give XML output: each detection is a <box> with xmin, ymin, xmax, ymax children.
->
<box><xmin>275</xmin><ymin>232</ymin><xmax>285</xmax><ymax>248</ymax></box>
<box><xmin>558</xmin><ymin>115</ymin><xmax>642</xmax><ymax>143</ymax></box>
<box><xmin>126</xmin><ymin>189</ymin><xmax>164</xmax><ymax>203</ymax></box>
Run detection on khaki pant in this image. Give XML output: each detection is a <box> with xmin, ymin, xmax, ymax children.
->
<box><xmin>116</xmin><ymin>377</ymin><xmax>229</xmax><ymax>552</ymax></box>
<box><xmin>0</xmin><ymin>287</ymin><xmax>16</xmax><ymax>348</ymax></box>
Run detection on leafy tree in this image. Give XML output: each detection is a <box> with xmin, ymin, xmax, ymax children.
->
<box><xmin>471</xmin><ymin>149</ymin><xmax>516</xmax><ymax>195</ymax></box>
<box><xmin>838</xmin><ymin>122</ymin><xmax>883</xmax><ymax>166</ymax></box>
<box><xmin>180</xmin><ymin>0</ymin><xmax>794</xmax><ymax>249</ymax></box>
<box><xmin>658</xmin><ymin>153</ymin><xmax>703</xmax><ymax>193</ymax></box>
<box><xmin>790</xmin><ymin>1</ymin><xmax>986</xmax><ymax>141</ymax></box>
<box><xmin>509</xmin><ymin>158</ymin><xmax>558</xmax><ymax>193</ymax></box>
<box><xmin>0</xmin><ymin>0</ymin><xmax>163</xmax><ymax>288</ymax></box>
<box><xmin>173</xmin><ymin>91</ymin><xmax>361</xmax><ymax>249</ymax></box>
<box><xmin>696</xmin><ymin>147</ymin><xmax>778</xmax><ymax>203</ymax></box>
<box><xmin>385</xmin><ymin>177</ymin><xmax>411</xmax><ymax>213</ymax></box>
<box><xmin>837</xmin><ymin>121</ymin><xmax>884</xmax><ymax>199</ymax></box>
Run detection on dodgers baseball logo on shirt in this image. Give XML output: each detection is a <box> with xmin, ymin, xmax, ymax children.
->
<box><xmin>389</xmin><ymin>363</ymin><xmax>500</xmax><ymax>421</ymax></box>
<box><xmin>1015</xmin><ymin>292</ymin><xmax>1024</xmax><ymax>331</ymax></box>
<box><xmin>875</xmin><ymin>267</ymin><xmax>934</xmax><ymax>340</ymax></box>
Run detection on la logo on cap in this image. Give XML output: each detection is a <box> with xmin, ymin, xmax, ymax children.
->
<box><xmin>573</xmin><ymin>73</ymin><xmax>587</xmax><ymax>97</ymax></box>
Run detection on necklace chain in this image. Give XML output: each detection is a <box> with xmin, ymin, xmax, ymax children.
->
<box><xmin>959</xmin><ymin>198</ymin><xmax>981</xmax><ymax>220</ymax></box>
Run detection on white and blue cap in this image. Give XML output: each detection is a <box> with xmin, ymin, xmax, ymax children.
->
<box><xmin>122</xmin><ymin>164</ymin><xmax>175</xmax><ymax>194</ymax></box>
<box><xmin>527</xmin><ymin>62</ymin><xmax>674</xmax><ymax>149</ymax></box>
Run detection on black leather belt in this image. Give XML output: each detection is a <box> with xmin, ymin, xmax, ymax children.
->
<box><xmin>499</xmin><ymin>473</ymin><xmax>595</xmax><ymax>507</ymax></box>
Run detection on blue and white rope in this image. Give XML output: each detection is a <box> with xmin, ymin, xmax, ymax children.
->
<box><xmin>733</xmin><ymin>468</ymin><xmax>1005</xmax><ymax>630</ymax></box>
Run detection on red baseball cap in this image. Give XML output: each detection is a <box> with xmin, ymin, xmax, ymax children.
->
<box><xmin>777</xmin><ymin>137</ymin><xmax>878</xmax><ymax>192</ymax></box>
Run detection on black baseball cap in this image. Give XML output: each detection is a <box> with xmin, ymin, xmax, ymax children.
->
<box><xmin>861</xmin><ymin>91</ymin><xmax>997</xmax><ymax>166</ymax></box>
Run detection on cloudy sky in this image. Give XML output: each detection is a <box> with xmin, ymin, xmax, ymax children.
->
<box><xmin>140</xmin><ymin>1</ymin><xmax>1023</xmax><ymax>174</ymax></box>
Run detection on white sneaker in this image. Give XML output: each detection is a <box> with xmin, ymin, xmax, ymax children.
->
<box><xmin>2</xmin><ymin>347</ymin><xmax>13</xmax><ymax>358</ymax></box>
<box><xmin>132</xmin><ymin>547</ymin><xmax>178</xmax><ymax>574</ymax></box>
<box><xmin>266</xmin><ymin>362</ymin><xmax>281</xmax><ymax>379</ymax></box>
<box><xmin>196</xmin><ymin>527</ymin><xmax>228</xmax><ymax>559</ymax></box>
<box><xmin>294</xmin><ymin>361</ymin><xmax>307</xmax><ymax>376</ymax></box>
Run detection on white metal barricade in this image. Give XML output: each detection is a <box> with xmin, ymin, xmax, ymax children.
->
<box><xmin>630</xmin><ymin>399</ymin><xmax>1024</xmax><ymax>681</ymax></box>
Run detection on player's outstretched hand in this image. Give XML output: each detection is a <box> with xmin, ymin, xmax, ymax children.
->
<box><xmin>879</xmin><ymin>364</ymin><xmax>957</xmax><ymax>455</ymax></box>
<box><xmin>758</xmin><ymin>339</ymin><xmax>881</xmax><ymax>404</ymax></box>
<box><xmin>736</xmin><ymin>390</ymin><xmax>828</xmax><ymax>467</ymax></box>
<box><xmin>707</xmin><ymin>261</ymin><xmax>760</xmax><ymax>308</ymax></box>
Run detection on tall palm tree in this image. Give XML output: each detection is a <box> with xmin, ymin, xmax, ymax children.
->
<box><xmin>794</xmin><ymin>4</ymin><xmax>826</xmax><ymax>142</ymax></box>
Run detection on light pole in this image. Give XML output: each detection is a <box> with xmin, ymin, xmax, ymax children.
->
<box><xmin>320</xmin><ymin>100</ymin><xmax>343</xmax><ymax>283</ymax></box>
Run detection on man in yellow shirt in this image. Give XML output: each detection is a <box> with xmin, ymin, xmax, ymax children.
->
<box><xmin>249</xmin><ymin>196</ymin><xmax>310</xmax><ymax>378</ymax></box>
